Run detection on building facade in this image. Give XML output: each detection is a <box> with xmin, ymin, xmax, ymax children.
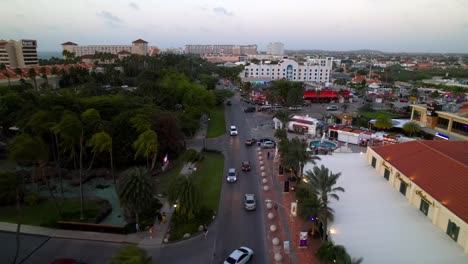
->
<box><xmin>0</xmin><ymin>39</ymin><xmax>38</xmax><ymax>68</ymax></box>
<box><xmin>185</xmin><ymin>44</ymin><xmax>258</xmax><ymax>55</ymax></box>
<box><xmin>267</xmin><ymin>42</ymin><xmax>284</xmax><ymax>55</ymax></box>
<box><xmin>241</xmin><ymin>57</ymin><xmax>333</xmax><ymax>83</ymax></box>
<box><xmin>366</xmin><ymin>141</ymin><xmax>468</xmax><ymax>254</ymax></box>
<box><xmin>61</xmin><ymin>39</ymin><xmax>148</xmax><ymax>57</ymax></box>
<box><xmin>410</xmin><ymin>104</ymin><xmax>468</xmax><ymax>140</ymax></box>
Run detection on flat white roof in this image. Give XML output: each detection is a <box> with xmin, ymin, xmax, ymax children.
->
<box><xmin>303</xmin><ymin>153</ymin><xmax>468</xmax><ymax>264</ymax></box>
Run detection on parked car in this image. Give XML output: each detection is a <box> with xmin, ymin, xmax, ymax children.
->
<box><xmin>241</xmin><ymin>161</ymin><xmax>251</xmax><ymax>171</ymax></box>
<box><xmin>227</xmin><ymin>168</ymin><xmax>237</xmax><ymax>183</ymax></box>
<box><xmin>260</xmin><ymin>104</ymin><xmax>272</xmax><ymax>110</ymax></box>
<box><xmin>226</xmin><ymin>100</ymin><xmax>232</xmax><ymax>105</ymax></box>
<box><xmin>224</xmin><ymin>247</ymin><xmax>254</xmax><ymax>264</ymax></box>
<box><xmin>244</xmin><ymin>194</ymin><xmax>256</xmax><ymax>210</ymax></box>
<box><xmin>257</xmin><ymin>138</ymin><xmax>275</xmax><ymax>146</ymax></box>
<box><xmin>288</xmin><ymin>105</ymin><xmax>302</xmax><ymax>111</ymax></box>
<box><xmin>244</xmin><ymin>138</ymin><xmax>257</xmax><ymax>146</ymax></box>
<box><xmin>230</xmin><ymin>126</ymin><xmax>238</xmax><ymax>136</ymax></box>
<box><xmin>244</xmin><ymin>107</ymin><xmax>256</xmax><ymax>113</ymax></box>
<box><xmin>326</xmin><ymin>105</ymin><xmax>338</xmax><ymax>111</ymax></box>
<box><xmin>273</xmin><ymin>104</ymin><xmax>283</xmax><ymax>109</ymax></box>
<box><xmin>261</xmin><ymin>141</ymin><xmax>275</xmax><ymax>149</ymax></box>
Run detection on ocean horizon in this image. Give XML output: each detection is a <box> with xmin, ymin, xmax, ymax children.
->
<box><xmin>38</xmin><ymin>51</ymin><xmax>62</xmax><ymax>59</ymax></box>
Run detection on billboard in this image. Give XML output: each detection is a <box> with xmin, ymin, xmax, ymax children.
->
<box><xmin>22</xmin><ymin>40</ymin><xmax>36</xmax><ymax>47</ymax></box>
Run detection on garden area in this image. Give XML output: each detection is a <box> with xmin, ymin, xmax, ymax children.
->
<box><xmin>166</xmin><ymin>151</ymin><xmax>224</xmax><ymax>241</ymax></box>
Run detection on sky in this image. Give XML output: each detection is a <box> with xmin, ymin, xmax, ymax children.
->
<box><xmin>1</xmin><ymin>0</ymin><xmax>468</xmax><ymax>53</ymax></box>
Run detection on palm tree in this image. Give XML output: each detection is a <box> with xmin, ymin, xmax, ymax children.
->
<box><xmin>167</xmin><ymin>174</ymin><xmax>202</xmax><ymax>219</ymax></box>
<box><xmin>50</xmin><ymin>66</ymin><xmax>59</xmax><ymax>89</ymax></box>
<box><xmin>111</xmin><ymin>246</ymin><xmax>153</xmax><ymax>264</ymax></box>
<box><xmin>374</xmin><ymin>115</ymin><xmax>393</xmax><ymax>130</ymax></box>
<box><xmin>283</xmin><ymin>137</ymin><xmax>320</xmax><ymax>181</ymax></box>
<box><xmin>297</xmin><ymin>187</ymin><xmax>333</xmax><ymax>237</ymax></box>
<box><xmin>315</xmin><ymin>241</ymin><xmax>349</xmax><ymax>264</ymax></box>
<box><xmin>28</xmin><ymin>68</ymin><xmax>38</xmax><ymax>91</ymax></box>
<box><xmin>87</xmin><ymin>131</ymin><xmax>114</xmax><ymax>184</ymax></box>
<box><xmin>275</xmin><ymin>110</ymin><xmax>291</xmax><ymax>130</ymax></box>
<box><xmin>402</xmin><ymin>121</ymin><xmax>421</xmax><ymax>137</ymax></box>
<box><xmin>118</xmin><ymin>167</ymin><xmax>154</xmax><ymax>228</ymax></box>
<box><xmin>304</xmin><ymin>165</ymin><xmax>345</xmax><ymax>240</ymax></box>
<box><xmin>14</xmin><ymin>68</ymin><xmax>23</xmax><ymax>81</ymax></box>
<box><xmin>133</xmin><ymin>129</ymin><xmax>159</xmax><ymax>171</ymax></box>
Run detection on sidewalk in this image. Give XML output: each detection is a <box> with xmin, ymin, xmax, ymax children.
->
<box><xmin>260</xmin><ymin>149</ymin><xmax>319</xmax><ymax>264</ymax></box>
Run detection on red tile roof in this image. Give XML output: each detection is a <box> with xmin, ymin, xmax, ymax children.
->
<box><xmin>0</xmin><ymin>41</ymin><xmax>9</xmax><ymax>46</ymax></box>
<box><xmin>132</xmin><ymin>39</ymin><xmax>148</xmax><ymax>44</ymax></box>
<box><xmin>118</xmin><ymin>50</ymin><xmax>131</xmax><ymax>55</ymax></box>
<box><xmin>61</xmin><ymin>41</ymin><xmax>78</xmax><ymax>45</ymax></box>
<box><xmin>372</xmin><ymin>140</ymin><xmax>468</xmax><ymax>223</ymax></box>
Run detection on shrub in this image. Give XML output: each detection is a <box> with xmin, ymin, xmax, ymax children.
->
<box><xmin>139</xmin><ymin>198</ymin><xmax>163</xmax><ymax>230</ymax></box>
<box><xmin>24</xmin><ymin>194</ymin><xmax>40</xmax><ymax>206</ymax></box>
<box><xmin>0</xmin><ymin>171</ymin><xmax>17</xmax><ymax>206</ymax></box>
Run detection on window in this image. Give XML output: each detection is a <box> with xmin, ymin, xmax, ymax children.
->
<box><xmin>436</xmin><ymin>117</ymin><xmax>449</xmax><ymax>130</ymax></box>
<box><xmin>451</xmin><ymin>121</ymin><xmax>468</xmax><ymax>136</ymax></box>
<box><xmin>371</xmin><ymin>157</ymin><xmax>376</xmax><ymax>168</ymax></box>
<box><xmin>413</xmin><ymin>110</ymin><xmax>422</xmax><ymax>121</ymax></box>
<box><xmin>419</xmin><ymin>199</ymin><xmax>429</xmax><ymax>216</ymax></box>
<box><xmin>384</xmin><ymin>169</ymin><xmax>390</xmax><ymax>181</ymax></box>
<box><xmin>399</xmin><ymin>181</ymin><xmax>407</xmax><ymax>196</ymax></box>
<box><xmin>446</xmin><ymin>220</ymin><xmax>460</xmax><ymax>241</ymax></box>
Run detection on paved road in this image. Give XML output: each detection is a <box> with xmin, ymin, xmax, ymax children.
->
<box><xmin>210</xmin><ymin>93</ymin><xmax>268</xmax><ymax>263</ymax></box>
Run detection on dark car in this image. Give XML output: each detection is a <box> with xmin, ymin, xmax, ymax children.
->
<box><xmin>257</xmin><ymin>138</ymin><xmax>276</xmax><ymax>146</ymax></box>
<box><xmin>244</xmin><ymin>107</ymin><xmax>256</xmax><ymax>113</ymax></box>
<box><xmin>241</xmin><ymin>161</ymin><xmax>251</xmax><ymax>171</ymax></box>
<box><xmin>226</xmin><ymin>100</ymin><xmax>232</xmax><ymax>105</ymax></box>
<box><xmin>245</xmin><ymin>138</ymin><xmax>257</xmax><ymax>146</ymax></box>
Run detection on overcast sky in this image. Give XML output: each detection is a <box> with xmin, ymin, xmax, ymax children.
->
<box><xmin>1</xmin><ymin>0</ymin><xmax>468</xmax><ymax>53</ymax></box>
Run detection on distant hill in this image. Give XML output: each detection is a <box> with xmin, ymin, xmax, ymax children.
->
<box><xmin>38</xmin><ymin>51</ymin><xmax>62</xmax><ymax>59</ymax></box>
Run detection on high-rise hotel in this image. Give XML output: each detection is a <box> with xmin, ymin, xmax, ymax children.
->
<box><xmin>0</xmin><ymin>39</ymin><xmax>38</xmax><ymax>68</ymax></box>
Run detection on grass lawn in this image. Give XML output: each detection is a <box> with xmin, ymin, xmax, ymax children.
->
<box><xmin>0</xmin><ymin>159</ymin><xmax>16</xmax><ymax>171</ymax></box>
<box><xmin>359</xmin><ymin>110</ymin><xmax>397</xmax><ymax>119</ymax></box>
<box><xmin>155</xmin><ymin>151</ymin><xmax>187</xmax><ymax>196</ymax></box>
<box><xmin>206</xmin><ymin>105</ymin><xmax>225</xmax><ymax>138</ymax></box>
<box><xmin>0</xmin><ymin>198</ymin><xmax>105</xmax><ymax>227</ymax></box>
<box><xmin>168</xmin><ymin>152</ymin><xmax>224</xmax><ymax>241</ymax></box>
<box><xmin>193</xmin><ymin>152</ymin><xmax>224</xmax><ymax>211</ymax></box>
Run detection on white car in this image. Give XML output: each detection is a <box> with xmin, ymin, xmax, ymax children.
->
<box><xmin>224</xmin><ymin>247</ymin><xmax>254</xmax><ymax>264</ymax></box>
<box><xmin>326</xmin><ymin>105</ymin><xmax>338</xmax><ymax>111</ymax></box>
<box><xmin>230</xmin><ymin>125</ymin><xmax>238</xmax><ymax>136</ymax></box>
<box><xmin>227</xmin><ymin>168</ymin><xmax>237</xmax><ymax>183</ymax></box>
<box><xmin>261</xmin><ymin>141</ymin><xmax>275</xmax><ymax>149</ymax></box>
<box><xmin>244</xmin><ymin>194</ymin><xmax>256</xmax><ymax>211</ymax></box>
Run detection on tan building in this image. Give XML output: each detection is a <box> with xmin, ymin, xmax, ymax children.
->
<box><xmin>185</xmin><ymin>44</ymin><xmax>258</xmax><ymax>55</ymax></box>
<box><xmin>0</xmin><ymin>39</ymin><xmax>38</xmax><ymax>68</ymax></box>
<box><xmin>61</xmin><ymin>39</ymin><xmax>148</xmax><ymax>57</ymax></box>
<box><xmin>410</xmin><ymin>104</ymin><xmax>468</xmax><ymax>140</ymax></box>
<box><xmin>366</xmin><ymin>141</ymin><xmax>468</xmax><ymax>253</ymax></box>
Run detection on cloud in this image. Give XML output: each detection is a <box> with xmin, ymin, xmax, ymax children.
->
<box><xmin>96</xmin><ymin>11</ymin><xmax>124</xmax><ymax>28</ymax></box>
<box><xmin>213</xmin><ymin>7</ymin><xmax>233</xmax><ymax>16</ymax></box>
<box><xmin>129</xmin><ymin>2</ymin><xmax>139</xmax><ymax>10</ymax></box>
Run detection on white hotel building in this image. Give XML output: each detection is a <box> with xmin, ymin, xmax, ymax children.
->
<box><xmin>241</xmin><ymin>57</ymin><xmax>333</xmax><ymax>83</ymax></box>
<box><xmin>61</xmin><ymin>39</ymin><xmax>148</xmax><ymax>57</ymax></box>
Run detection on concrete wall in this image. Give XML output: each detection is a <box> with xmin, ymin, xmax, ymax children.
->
<box><xmin>366</xmin><ymin>148</ymin><xmax>468</xmax><ymax>253</ymax></box>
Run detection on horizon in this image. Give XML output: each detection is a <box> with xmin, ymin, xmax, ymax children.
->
<box><xmin>2</xmin><ymin>0</ymin><xmax>467</xmax><ymax>53</ymax></box>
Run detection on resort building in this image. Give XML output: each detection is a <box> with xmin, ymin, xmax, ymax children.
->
<box><xmin>240</xmin><ymin>57</ymin><xmax>333</xmax><ymax>83</ymax></box>
<box><xmin>366</xmin><ymin>140</ymin><xmax>468</xmax><ymax>253</ymax></box>
<box><xmin>267</xmin><ymin>42</ymin><xmax>284</xmax><ymax>55</ymax></box>
<box><xmin>0</xmin><ymin>39</ymin><xmax>38</xmax><ymax>68</ymax></box>
<box><xmin>185</xmin><ymin>44</ymin><xmax>258</xmax><ymax>55</ymax></box>
<box><xmin>61</xmin><ymin>39</ymin><xmax>149</xmax><ymax>57</ymax></box>
<box><xmin>410</xmin><ymin>104</ymin><xmax>468</xmax><ymax>140</ymax></box>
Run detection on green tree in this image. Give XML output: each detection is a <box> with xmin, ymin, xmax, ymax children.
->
<box><xmin>118</xmin><ymin>167</ymin><xmax>154</xmax><ymax>228</ymax></box>
<box><xmin>167</xmin><ymin>174</ymin><xmax>202</xmax><ymax>219</ymax></box>
<box><xmin>304</xmin><ymin>165</ymin><xmax>345</xmax><ymax>240</ymax></box>
<box><xmin>286</xmin><ymin>85</ymin><xmax>304</xmax><ymax>107</ymax></box>
<box><xmin>0</xmin><ymin>63</ymin><xmax>11</xmax><ymax>87</ymax></box>
<box><xmin>14</xmin><ymin>68</ymin><xmax>23</xmax><ymax>81</ymax></box>
<box><xmin>87</xmin><ymin>131</ymin><xmax>114</xmax><ymax>184</ymax></box>
<box><xmin>402</xmin><ymin>121</ymin><xmax>421</xmax><ymax>137</ymax></box>
<box><xmin>111</xmin><ymin>245</ymin><xmax>153</xmax><ymax>264</ymax></box>
<box><xmin>28</xmin><ymin>68</ymin><xmax>38</xmax><ymax>91</ymax></box>
<box><xmin>315</xmin><ymin>241</ymin><xmax>349</xmax><ymax>264</ymax></box>
<box><xmin>282</xmin><ymin>138</ymin><xmax>320</xmax><ymax>180</ymax></box>
<box><xmin>274</xmin><ymin>110</ymin><xmax>291</xmax><ymax>130</ymax></box>
<box><xmin>374</xmin><ymin>115</ymin><xmax>393</xmax><ymax>130</ymax></box>
<box><xmin>133</xmin><ymin>130</ymin><xmax>159</xmax><ymax>171</ymax></box>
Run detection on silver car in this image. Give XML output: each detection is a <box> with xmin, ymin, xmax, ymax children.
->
<box><xmin>224</xmin><ymin>247</ymin><xmax>254</xmax><ymax>264</ymax></box>
<box><xmin>261</xmin><ymin>141</ymin><xmax>275</xmax><ymax>149</ymax></box>
<box><xmin>227</xmin><ymin>168</ymin><xmax>237</xmax><ymax>183</ymax></box>
<box><xmin>244</xmin><ymin>194</ymin><xmax>256</xmax><ymax>211</ymax></box>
